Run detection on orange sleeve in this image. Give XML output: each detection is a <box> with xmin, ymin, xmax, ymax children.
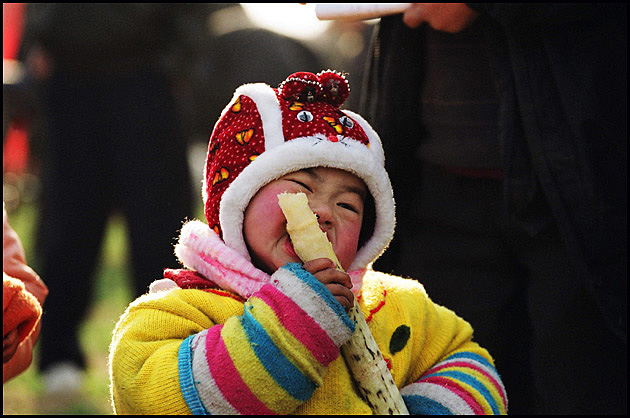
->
<box><xmin>3</xmin><ymin>204</ymin><xmax>47</xmax><ymax>383</ymax></box>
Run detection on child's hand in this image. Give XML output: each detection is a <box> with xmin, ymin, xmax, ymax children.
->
<box><xmin>302</xmin><ymin>258</ymin><xmax>354</xmax><ymax>311</ymax></box>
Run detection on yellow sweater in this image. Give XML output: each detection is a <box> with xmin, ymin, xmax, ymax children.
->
<box><xmin>109</xmin><ymin>264</ymin><xmax>507</xmax><ymax>414</ymax></box>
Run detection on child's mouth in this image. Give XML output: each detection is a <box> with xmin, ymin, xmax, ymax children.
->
<box><xmin>285</xmin><ymin>238</ymin><xmax>298</xmax><ymax>259</ymax></box>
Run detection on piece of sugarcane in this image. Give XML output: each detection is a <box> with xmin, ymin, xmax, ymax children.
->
<box><xmin>278</xmin><ymin>192</ymin><xmax>409</xmax><ymax>415</ymax></box>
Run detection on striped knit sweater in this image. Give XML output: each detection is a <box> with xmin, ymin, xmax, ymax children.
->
<box><xmin>109</xmin><ymin>264</ymin><xmax>507</xmax><ymax>414</ymax></box>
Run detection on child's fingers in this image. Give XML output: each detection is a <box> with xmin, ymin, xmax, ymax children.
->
<box><xmin>311</xmin><ymin>266</ymin><xmax>353</xmax><ymax>289</ymax></box>
<box><xmin>335</xmin><ymin>296</ymin><xmax>354</xmax><ymax>311</ymax></box>
<box><xmin>302</xmin><ymin>257</ymin><xmax>339</xmax><ymax>275</ymax></box>
<box><xmin>302</xmin><ymin>258</ymin><xmax>354</xmax><ymax>310</ymax></box>
<box><xmin>328</xmin><ymin>283</ymin><xmax>355</xmax><ymax>311</ymax></box>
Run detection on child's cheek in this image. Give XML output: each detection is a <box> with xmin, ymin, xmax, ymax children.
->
<box><xmin>255</xmin><ymin>187</ymin><xmax>290</xmax><ymax>229</ymax></box>
<box><xmin>336</xmin><ymin>230</ymin><xmax>361</xmax><ymax>270</ymax></box>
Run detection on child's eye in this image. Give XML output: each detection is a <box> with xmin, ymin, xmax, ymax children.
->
<box><xmin>290</xmin><ymin>179</ymin><xmax>312</xmax><ymax>192</ymax></box>
<box><xmin>338</xmin><ymin>202</ymin><xmax>359</xmax><ymax>213</ymax></box>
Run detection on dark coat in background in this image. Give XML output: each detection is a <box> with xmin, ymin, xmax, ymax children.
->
<box><xmin>362</xmin><ymin>3</ymin><xmax>627</xmax><ymax>342</ymax></box>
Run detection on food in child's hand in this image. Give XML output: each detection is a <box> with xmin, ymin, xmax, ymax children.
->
<box><xmin>278</xmin><ymin>192</ymin><xmax>409</xmax><ymax>415</ymax></box>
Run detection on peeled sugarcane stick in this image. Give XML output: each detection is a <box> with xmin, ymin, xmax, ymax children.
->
<box><xmin>278</xmin><ymin>192</ymin><xmax>409</xmax><ymax>415</ymax></box>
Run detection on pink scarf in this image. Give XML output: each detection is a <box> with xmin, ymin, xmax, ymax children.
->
<box><xmin>173</xmin><ymin>220</ymin><xmax>365</xmax><ymax>299</ymax></box>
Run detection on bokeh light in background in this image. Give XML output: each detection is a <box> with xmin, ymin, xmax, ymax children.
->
<box><xmin>240</xmin><ymin>3</ymin><xmax>331</xmax><ymax>41</ymax></box>
<box><xmin>238</xmin><ymin>3</ymin><xmax>375</xmax><ymax>100</ymax></box>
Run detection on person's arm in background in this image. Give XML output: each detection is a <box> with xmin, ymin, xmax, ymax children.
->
<box><xmin>401</xmin><ymin>3</ymin><xmax>598</xmax><ymax>31</ymax></box>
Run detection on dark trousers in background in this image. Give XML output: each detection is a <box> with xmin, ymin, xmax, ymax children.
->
<box><xmin>376</xmin><ymin>163</ymin><xmax>626</xmax><ymax>414</ymax></box>
<box><xmin>36</xmin><ymin>70</ymin><xmax>193</xmax><ymax>372</ymax></box>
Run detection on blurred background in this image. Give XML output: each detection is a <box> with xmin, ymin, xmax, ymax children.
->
<box><xmin>3</xmin><ymin>3</ymin><xmax>376</xmax><ymax>414</ymax></box>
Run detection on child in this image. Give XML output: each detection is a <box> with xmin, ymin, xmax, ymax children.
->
<box><xmin>108</xmin><ymin>70</ymin><xmax>508</xmax><ymax>414</ymax></box>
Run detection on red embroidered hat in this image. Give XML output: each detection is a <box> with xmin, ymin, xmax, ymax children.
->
<box><xmin>203</xmin><ymin>70</ymin><xmax>395</xmax><ymax>271</ymax></box>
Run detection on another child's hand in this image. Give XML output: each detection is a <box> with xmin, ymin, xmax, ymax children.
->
<box><xmin>302</xmin><ymin>258</ymin><xmax>354</xmax><ymax>312</ymax></box>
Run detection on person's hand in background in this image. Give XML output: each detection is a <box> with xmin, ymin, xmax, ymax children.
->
<box><xmin>402</xmin><ymin>3</ymin><xmax>479</xmax><ymax>32</ymax></box>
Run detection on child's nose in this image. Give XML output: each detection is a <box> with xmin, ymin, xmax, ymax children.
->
<box><xmin>310</xmin><ymin>202</ymin><xmax>333</xmax><ymax>228</ymax></box>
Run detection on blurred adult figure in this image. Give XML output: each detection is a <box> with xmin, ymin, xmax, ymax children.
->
<box><xmin>21</xmin><ymin>4</ymin><xmax>209</xmax><ymax>392</ymax></box>
<box><xmin>186</xmin><ymin>4</ymin><xmax>327</xmax><ymax>146</ymax></box>
<box><xmin>362</xmin><ymin>3</ymin><xmax>626</xmax><ymax>414</ymax></box>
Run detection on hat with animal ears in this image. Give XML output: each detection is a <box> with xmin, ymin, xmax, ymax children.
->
<box><xmin>202</xmin><ymin>70</ymin><xmax>395</xmax><ymax>271</ymax></box>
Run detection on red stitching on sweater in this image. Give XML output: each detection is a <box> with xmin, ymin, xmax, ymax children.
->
<box><xmin>205</xmin><ymin>288</ymin><xmax>245</xmax><ymax>303</ymax></box>
<box><xmin>365</xmin><ymin>286</ymin><xmax>386</xmax><ymax>323</ymax></box>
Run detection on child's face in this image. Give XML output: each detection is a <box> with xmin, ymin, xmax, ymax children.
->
<box><xmin>243</xmin><ymin>167</ymin><xmax>367</xmax><ymax>274</ymax></box>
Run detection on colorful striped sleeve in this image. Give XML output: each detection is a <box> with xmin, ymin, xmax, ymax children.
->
<box><xmin>400</xmin><ymin>351</ymin><xmax>508</xmax><ymax>415</ymax></box>
<box><xmin>178</xmin><ymin>263</ymin><xmax>355</xmax><ymax>415</ymax></box>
